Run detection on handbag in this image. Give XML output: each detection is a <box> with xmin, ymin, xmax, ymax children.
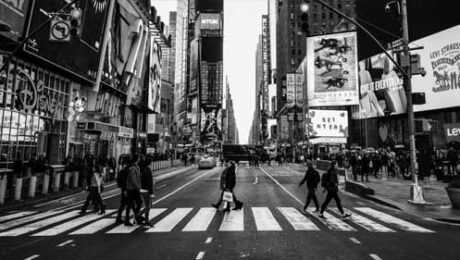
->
<box><xmin>222</xmin><ymin>190</ymin><xmax>234</xmax><ymax>203</ymax></box>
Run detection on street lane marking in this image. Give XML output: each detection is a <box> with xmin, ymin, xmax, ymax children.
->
<box><xmin>196</xmin><ymin>251</ymin><xmax>206</xmax><ymax>260</ymax></box>
<box><xmin>219</xmin><ymin>209</ymin><xmax>244</xmax><ymax>231</ymax></box>
<box><xmin>33</xmin><ymin>210</ymin><xmax>115</xmax><ymax>236</ymax></box>
<box><xmin>107</xmin><ymin>208</ymin><xmax>167</xmax><ymax>234</ymax></box>
<box><xmin>349</xmin><ymin>237</ymin><xmax>361</xmax><ymax>244</ymax></box>
<box><xmin>146</xmin><ymin>208</ymin><xmax>192</xmax><ymax>232</ymax></box>
<box><xmin>205</xmin><ymin>237</ymin><xmax>213</xmax><ymax>244</ymax></box>
<box><xmin>330</xmin><ymin>208</ymin><xmax>395</xmax><ymax>233</ymax></box>
<box><xmin>355</xmin><ymin>207</ymin><xmax>434</xmax><ymax>233</ymax></box>
<box><xmin>253</xmin><ymin>176</ymin><xmax>258</xmax><ymax>184</ymax></box>
<box><xmin>0</xmin><ymin>211</ymin><xmax>79</xmax><ymax>237</ymax></box>
<box><xmin>0</xmin><ymin>211</ymin><xmax>36</xmax><ymax>223</ymax></box>
<box><xmin>183</xmin><ymin>208</ymin><xmax>216</xmax><ymax>232</ymax></box>
<box><xmin>258</xmin><ymin>167</ymin><xmax>304</xmax><ymax>205</ymax></box>
<box><xmin>70</xmin><ymin>218</ymin><xmax>115</xmax><ymax>235</ymax></box>
<box><xmin>278</xmin><ymin>207</ymin><xmax>319</xmax><ymax>231</ymax></box>
<box><xmin>57</xmin><ymin>239</ymin><xmax>74</xmax><ymax>247</ymax></box>
<box><xmin>24</xmin><ymin>254</ymin><xmax>40</xmax><ymax>260</ymax></box>
<box><xmin>155</xmin><ymin>184</ymin><xmax>167</xmax><ymax>190</ymax></box>
<box><xmin>0</xmin><ymin>211</ymin><xmax>64</xmax><ymax>231</ymax></box>
<box><xmin>370</xmin><ymin>254</ymin><xmax>383</xmax><ymax>260</ymax></box>
<box><xmin>252</xmin><ymin>207</ymin><xmax>282</xmax><ymax>231</ymax></box>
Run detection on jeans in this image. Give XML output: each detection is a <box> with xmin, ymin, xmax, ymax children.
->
<box><xmin>127</xmin><ymin>189</ymin><xmax>143</xmax><ymax>214</ymax></box>
<box><xmin>116</xmin><ymin>190</ymin><xmax>131</xmax><ymax>222</ymax></box>
<box><xmin>81</xmin><ymin>187</ymin><xmax>104</xmax><ymax>212</ymax></box>
<box><xmin>140</xmin><ymin>191</ymin><xmax>152</xmax><ymax>221</ymax></box>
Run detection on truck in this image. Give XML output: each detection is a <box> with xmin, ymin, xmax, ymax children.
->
<box><xmin>222</xmin><ymin>145</ymin><xmax>251</xmax><ymax>163</ymax></box>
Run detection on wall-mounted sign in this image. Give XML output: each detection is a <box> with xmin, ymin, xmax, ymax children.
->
<box><xmin>118</xmin><ymin>126</ymin><xmax>134</xmax><ymax>138</ymax></box>
<box><xmin>308</xmin><ymin>109</ymin><xmax>349</xmax><ymax>137</ymax></box>
<box><xmin>444</xmin><ymin>123</ymin><xmax>460</xmax><ymax>143</ymax></box>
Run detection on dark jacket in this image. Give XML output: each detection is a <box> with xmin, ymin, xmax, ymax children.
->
<box><xmin>324</xmin><ymin>167</ymin><xmax>339</xmax><ymax>192</ymax></box>
<box><xmin>225</xmin><ymin>164</ymin><xmax>236</xmax><ymax>190</ymax></box>
<box><xmin>220</xmin><ymin>167</ymin><xmax>228</xmax><ymax>190</ymax></box>
<box><xmin>299</xmin><ymin>167</ymin><xmax>320</xmax><ymax>189</ymax></box>
<box><xmin>126</xmin><ymin>164</ymin><xmax>141</xmax><ymax>191</ymax></box>
<box><xmin>140</xmin><ymin>165</ymin><xmax>154</xmax><ymax>194</ymax></box>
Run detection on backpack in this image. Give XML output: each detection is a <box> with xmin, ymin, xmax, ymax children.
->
<box><xmin>321</xmin><ymin>171</ymin><xmax>329</xmax><ymax>188</ymax></box>
<box><xmin>314</xmin><ymin>170</ymin><xmax>321</xmax><ymax>185</ymax></box>
<box><xmin>116</xmin><ymin>167</ymin><xmax>128</xmax><ymax>190</ymax></box>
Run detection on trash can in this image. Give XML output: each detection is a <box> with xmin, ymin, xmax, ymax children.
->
<box><xmin>72</xmin><ymin>171</ymin><xmax>79</xmax><ymax>188</ymax></box>
<box><xmin>28</xmin><ymin>175</ymin><xmax>37</xmax><ymax>198</ymax></box>
<box><xmin>0</xmin><ymin>169</ymin><xmax>12</xmax><ymax>205</ymax></box>
<box><xmin>14</xmin><ymin>177</ymin><xmax>23</xmax><ymax>201</ymax></box>
<box><xmin>42</xmin><ymin>168</ymin><xmax>50</xmax><ymax>195</ymax></box>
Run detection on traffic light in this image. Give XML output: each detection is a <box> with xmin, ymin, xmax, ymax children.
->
<box><xmin>300</xmin><ymin>3</ymin><xmax>310</xmax><ymax>34</ymax></box>
<box><xmin>70</xmin><ymin>7</ymin><xmax>82</xmax><ymax>38</ymax></box>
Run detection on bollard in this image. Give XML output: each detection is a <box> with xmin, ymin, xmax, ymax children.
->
<box><xmin>14</xmin><ymin>178</ymin><xmax>23</xmax><ymax>201</ymax></box>
<box><xmin>64</xmin><ymin>172</ymin><xmax>71</xmax><ymax>188</ymax></box>
<box><xmin>72</xmin><ymin>171</ymin><xmax>79</xmax><ymax>188</ymax></box>
<box><xmin>0</xmin><ymin>174</ymin><xmax>7</xmax><ymax>204</ymax></box>
<box><xmin>28</xmin><ymin>176</ymin><xmax>37</xmax><ymax>198</ymax></box>
<box><xmin>53</xmin><ymin>172</ymin><xmax>61</xmax><ymax>192</ymax></box>
<box><xmin>42</xmin><ymin>171</ymin><xmax>50</xmax><ymax>195</ymax></box>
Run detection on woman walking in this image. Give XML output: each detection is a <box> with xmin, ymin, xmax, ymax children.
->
<box><xmin>80</xmin><ymin>162</ymin><xmax>106</xmax><ymax>215</ymax></box>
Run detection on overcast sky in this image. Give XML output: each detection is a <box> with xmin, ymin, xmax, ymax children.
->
<box><xmin>153</xmin><ymin>0</ymin><xmax>268</xmax><ymax>144</ymax></box>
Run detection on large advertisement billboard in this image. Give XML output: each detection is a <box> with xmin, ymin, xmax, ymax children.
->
<box><xmin>0</xmin><ymin>0</ymin><xmax>31</xmax><ymax>41</ymax></box>
<box><xmin>411</xmin><ymin>25</ymin><xmax>460</xmax><ymax>112</ymax></box>
<box><xmin>200</xmin><ymin>107</ymin><xmax>222</xmax><ymax>143</ymax></box>
<box><xmin>148</xmin><ymin>40</ymin><xmax>161</xmax><ymax>113</ymax></box>
<box><xmin>307</xmin><ymin>110</ymin><xmax>349</xmax><ymax>138</ymax></box>
<box><xmin>190</xmin><ymin>38</ymin><xmax>199</xmax><ymax>93</ymax></box>
<box><xmin>306</xmin><ymin>31</ymin><xmax>359</xmax><ymax>107</ymax></box>
<box><xmin>352</xmin><ymin>52</ymin><xmax>406</xmax><ymax>119</ymax></box>
<box><xmin>24</xmin><ymin>0</ymin><xmax>109</xmax><ymax>84</ymax></box>
<box><xmin>196</xmin><ymin>12</ymin><xmax>222</xmax><ymax>37</ymax></box>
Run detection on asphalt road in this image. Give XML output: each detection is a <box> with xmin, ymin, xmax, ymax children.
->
<box><xmin>1</xmin><ymin>164</ymin><xmax>459</xmax><ymax>260</ymax></box>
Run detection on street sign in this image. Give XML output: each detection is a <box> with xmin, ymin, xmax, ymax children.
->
<box><xmin>49</xmin><ymin>18</ymin><xmax>70</xmax><ymax>42</ymax></box>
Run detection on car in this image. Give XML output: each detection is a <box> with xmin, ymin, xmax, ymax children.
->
<box><xmin>198</xmin><ymin>155</ymin><xmax>216</xmax><ymax>169</ymax></box>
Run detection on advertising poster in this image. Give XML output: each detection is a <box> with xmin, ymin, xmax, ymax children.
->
<box><xmin>352</xmin><ymin>52</ymin><xmax>406</xmax><ymax>119</ymax></box>
<box><xmin>191</xmin><ymin>98</ymin><xmax>198</xmax><ymax>124</ymax></box>
<box><xmin>411</xmin><ymin>25</ymin><xmax>460</xmax><ymax>112</ymax></box>
<box><xmin>308</xmin><ymin>110</ymin><xmax>349</xmax><ymax>137</ymax></box>
<box><xmin>306</xmin><ymin>31</ymin><xmax>359</xmax><ymax>107</ymax></box>
<box><xmin>280</xmin><ymin>115</ymin><xmax>289</xmax><ymax>140</ymax></box>
<box><xmin>190</xmin><ymin>39</ymin><xmax>199</xmax><ymax>93</ymax></box>
<box><xmin>0</xmin><ymin>0</ymin><xmax>30</xmax><ymax>41</ymax></box>
<box><xmin>286</xmin><ymin>74</ymin><xmax>295</xmax><ymax>108</ymax></box>
<box><xmin>24</xmin><ymin>0</ymin><xmax>109</xmax><ymax>84</ymax></box>
<box><xmin>295</xmin><ymin>73</ymin><xmax>303</xmax><ymax>108</ymax></box>
<box><xmin>148</xmin><ymin>40</ymin><xmax>161</xmax><ymax>113</ymax></box>
<box><xmin>200</xmin><ymin>108</ymin><xmax>222</xmax><ymax>142</ymax></box>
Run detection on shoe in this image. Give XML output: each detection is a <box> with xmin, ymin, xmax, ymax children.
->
<box><xmin>115</xmin><ymin>218</ymin><xmax>123</xmax><ymax>224</ymax></box>
<box><xmin>79</xmin><ymin>210</ymin><xmax>86</xmax><ymax>215</ymax></box>
<box><xmin>318</xmin><ymin>213</ymin><xmax>326</xmax><ymax>219</ymax></box>
<box><xmin>312</xmin><ymin>209</ymin><xmax>320</xmax><ymax>213</ymax></box>
<box><xmin>233</xmin><ymin>202</ymin><xmax>244</xmax><ymax>210</ymax></box>
<box><xmin>342</xmin><ymin>213</ymin><xmax>351</xmax><ymax>219</ymax></box>
<box><xmin>124</xmin><ymin>222</ymin><xmax>133</xmax><ymax>226</ymax></box>
<box><xmin>211</xmin><ymin>203</ymin><xmax>219</xmax><ymax>209</ymax></box>
<box><xmin>143</xmin><ymin>222</ymin><xmax>154</xmax><ymax>228</ymax></box>
<box><xmin>99</xmin><ymin>205</ymin><xmax>106</xmax><ymax>215</ymax></box>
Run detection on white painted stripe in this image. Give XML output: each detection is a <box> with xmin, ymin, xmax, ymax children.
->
<box><xmin>182</xmin><ymin>208</ymin><xmax>216</xmax><ymax>232</ymax></box>
<box><xmin>24</xmin><ymin>254</ymin><xmax>40</xmax><ymax>260</ymax></box>
<box><xmin>330</xmin><ymin>208</ymin><xmax>395</xmax><ymax>233</ymax></box>
<box><xmin>355</xmin><ymin>207</ymin><xmax>434</xmax><ymax>233</ymax></box>
<box><xmin>252</xmin><ymin>207</ymin><xmax>282</xmax><ymax>231</ymax></box>
<box><xmin>107</xmin><ymin>208</ymin><xmax>167</xmax><ymax>234</ymax></box>
<box><xmin>0</xmin><ymin>211</ymin><xmax>36</xmax><ymax>223</ymax></box>
<box><xmin>146</xmin><ymin>208</ymin><xmax>192</xmax><ymax>232</ymax></box>
<box><xmin>278</xmin><ymin>207</ymin><xmax>319</xmax><ymax>231</ymax></box>
<box><xmin>57</xmin><ymin>239</ymin><xmax>74</xmax><ymax>247</ymax></box>
<box><xmin>32</xmin><ymin>210</ymin><xmax>115</xmax><ymax>236</ymax></box>
<box><xmin>349</xmin><ymin>237</ymin><xmax>361</xmax><ymax>244</ymax></box>
<box><xmin>309</xmin><ymin>209</ymin><xmax>356</xmax><ymax>231</ymax></box>
<box><xmin>0</xmin><ymin>211</ymin><xmax>79</xmax><ymax>237</ymax></box>
<box><xmin>0</xmin><ymin>211</ymin><xmax>64</xmax><ymax>231</ymax></box>
<box><xmin>219</xmin><ymin>209</ymin><xmax>244</xmax><ymax>231</ymax></box>
<box><xmin>70</xmin><ymin>218</ymin><xmax>115</xmax><ymax>235</ymax></box>
<box><xmin>258</xmin><ymin>167</ymin><xmax>304</xmax><ymax>205</ymax></box>
<box><xmin>195</xmin><ymin>251</ymin><xmax>205</xmax><ymax>260</ymax></box>
<box><xmin>370</xmin><ymin>254</ymin><xmax>383</xmax><ymax>260</ymax></box>
<box><xmin>205</xmin><ymin>237</ymin><xmax>213</xmax><ymax>244</ymax></box>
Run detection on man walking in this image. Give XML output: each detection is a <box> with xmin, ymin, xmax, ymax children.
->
<box><xmin>212</xmin><ymin>161</ymin><xmax>243</xmax><ymax>211</ymax></box>
<box><xmin>298</xmin><ymin>160</ymin><xmax>320</xmax><ymax>213</ymax></box>
<box><xmin>126</xmin><ymin>154</ymin><xmax>144</xmax><ymax>225</ymax></box>
<box><xmin>318</xmin><ymin>161</ymin><xmax>351</xmax><ymax>219</ymax></box>
<box><xmin>115</xmin><ymin>155</ymin><xmax>132</xmax><ymax>225</ymax></box>
<box><xmin>140</xmin><ymin>157</ymin><xmax>155</xmax><ymax>227</ymax></box>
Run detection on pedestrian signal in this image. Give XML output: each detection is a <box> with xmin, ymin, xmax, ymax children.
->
<box><xmin>70</xmin><ymin>7</ymin><xmax>82</xmax><ymax>38</ymax></box>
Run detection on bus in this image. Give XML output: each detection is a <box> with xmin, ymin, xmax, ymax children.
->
<box><xmin>222</xmin><ymin>145</ymin><xmax>251</xmax><ymax>163</ymax></box>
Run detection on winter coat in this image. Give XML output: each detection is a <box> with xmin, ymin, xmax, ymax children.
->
<box><xmin>323</xmin><ymin>167</ymin><xmax>339</xmax><ymax>192</ymax></box>
<box><xmin>225</xmin><ymin>164</ymin><xmax>236</xmax><ymax>190</ymax></box>
<box><xmin>140</xmin><ymin>166</ymin><xmax>154</xmax><ymax>194</ymax></box>
<box><xmin>126</xmin><ymin>164</ymin><xmax>141</xmax><ymax>191</ymax></box>
<box><xmin>299</xmin><ymin>167</ymin><xmax>320</xmax><ymax>189</ymax></box>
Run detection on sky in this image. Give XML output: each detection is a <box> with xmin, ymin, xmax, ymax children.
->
<box><xmin>153</xmin><ymin>0</ymin><xmax>268</xmax><ymax>144</ymax></box>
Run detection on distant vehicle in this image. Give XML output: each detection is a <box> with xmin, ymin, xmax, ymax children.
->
<box><xmin>222</xmin><ymin>145</ymin><xmax>251</xmax><ymax>163</ymax></box>
<box><xmin>198</xmin><ymin>155</ymin><xmax>216</xmax><ymax>169</ymax></box>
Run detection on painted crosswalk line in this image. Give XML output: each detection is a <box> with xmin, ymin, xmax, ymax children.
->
<box><xmin>32</xmin><ymin>210</ymin><xmax>116</xmax><ymax>236</ymax></box>
<box><xmin>278</xmin><ymin>207</ymin><xmax>319</xmax><ymax>231</ymax></box>
<box><xmin>219</xmin><ymin>209</ymin><xmax>244</xmax><ymax>231</ymax></box>
<box><xmin>252</xmin><ymin>207</ymin><xmax>282</xmax><ymax>231</ymax></box>
<box><xmin>0</xmin><ymin>211</ymin><xmax>79</xmax><ymax>237</ymax></box>
<box><xmin>107</xmin><ymin>208</ymin><xmax>167</xmax><ymax>234</ymax></box>
<box><xmin>306</xmin><ymin>208</ymin><xmax>356</xmax><ymax>231</ymax></box>
<box><xmin>0</xmin><ymin>210</ymin><xmax>64</xmax><ymax>232</ymax></box>
<box><xmin>146</xmin><ymin>208</ymin><xmax>193</xmax><ymax>233</ymax></box>
<box><xmin>354</xmin><ymin>207</ymin><xmax>434</xmax><ymax>233</ymax></box>
<box><xmin>182</xmin><ymin>208</ymin><xmax>217</xmax><ymax>232</ymax></box>
<box><xmin>70</xmin><ymin>218</ymin><xmax>116</xmax><ymax>235</ymax></box>
<box><xmin>0</xmin><ymin>211</ymin><xmax>36</xmax><ymax>223</ymax></box>
<box><xmin>330</xmin><ymin>208</ymin><xmax>395</xmax><ymax>233</ymax></box>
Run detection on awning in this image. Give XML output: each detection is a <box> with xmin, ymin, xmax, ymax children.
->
<box><xmin>309</xmin><ymin>137</ymin><xmax>347</xmax><ymax>144</ymax></box>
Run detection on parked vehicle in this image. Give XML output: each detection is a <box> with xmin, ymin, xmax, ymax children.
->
<box><xmin>198</xmin><ymin>155</ymin><xmax>216</xmax><ymax>169</ymax></box>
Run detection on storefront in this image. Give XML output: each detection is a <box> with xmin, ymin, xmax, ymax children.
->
<box><xmin>0</xmin><ymin>58</ymin><xmax>70</xmax><ymax>168</ymax></box>
<box><xmin>75</xmin><ymin>121</ymin><xmax>118</xmax><ymax>159</ymax></box>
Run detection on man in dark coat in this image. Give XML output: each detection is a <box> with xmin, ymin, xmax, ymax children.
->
<box><xmin>212</xmin><ymin>161</ymin><xmax>243</xmax><ymax>212</ymax></box>
<box><xmin>298</xmin><ymin>160</ymin><xmax>320</xmax><ymax>213</ymax></box>
<box><xmin>139</xmin><ymin>157</ymin><xmax>155</xmax><ymax>227</ymax></box>
<box><xmin>319</xmin><ymin>161</ymin><xmax>351</xmax><ymax>219</ymax></box>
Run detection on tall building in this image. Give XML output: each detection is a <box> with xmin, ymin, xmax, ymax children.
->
<box><xmin>223</xmin><ymin>79</ymin><xmax>238</xmax><ymax>144</ymax></box>
<box><xmin>161</xmin><ymin>11</ymin><xmax>176</xmax><ymax>84</ymax></box>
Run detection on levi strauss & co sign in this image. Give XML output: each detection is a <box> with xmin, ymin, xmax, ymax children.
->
<box><xmin>445</xmin><ymin>123</ymin><xmax>460</xmax><ymax>143</ymax></box>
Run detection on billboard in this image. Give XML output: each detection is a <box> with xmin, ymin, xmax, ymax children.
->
<box><xmin>286</xmin><ymin>74</ymin><xmax>295</xmax><ymax>108</ymax></box>
<box><xmin>190</xmin><ymin>38</ymin><xmax>199</xmax><ymax>93</ymax></box>
<box><xmin>0</xmin><ymin>0</ymin><xmax>31</xmax><ymax>41</ymax></box>
<box><xmin>196</xmin><ymin>0</ymin><xmax>223</xmax><ymax>12</ymax></box>
<box><xmin>307</xmin><ymin>110</ymin><xmax>349</xmax><ymax>138</ymax></box>
<box><xmin>306</xmin><ymin>31</ymin><xmax>359</xmax><ymax>106</ymax></box>
<box><xmin>411</xmin><ymin>25</ymin><xmax>460</xmax><ymax>112</ymax></box>
<box><xmin>200</xmin><ymin>61</ymin><xmax>223</xmax><ymax>108</ymax></box>
<box><xmin>148</xmin><ymin>40</ymin><xmax>161</xmax><ymax>113</ymax></box>
<box><xmin>24</xmin><ymin>0</ymin><xmax>109</xmax><ymax>84</ymax></box>
<box><xmin>352</xmin><ymin>52</ymin><xmax>406</xmax><ymax>119</ymax></box>
<box><xmin>200</xmin><ymin>107</ymin><xmax>222</xmax><ymax>142</ymax></box>
<box><xmin>201</xmin><ymin>37</ymin><xmax>223</xmax><ymax>62</ymax></box>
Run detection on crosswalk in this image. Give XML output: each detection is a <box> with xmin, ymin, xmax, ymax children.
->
<box><xmin>0</xmin><ymin>206</ymin><xmax>434</xmax><ymax>237</ymax></box>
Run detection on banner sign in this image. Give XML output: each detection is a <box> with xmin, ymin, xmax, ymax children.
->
<box><xmin>190</xmin><ymin>39</ymin><xmax>199</xmax><ymax>93</ymax></box>
<box><xmin>308</xmin><ymin>109</ymin><xmax>349</xmax><ymax>137</ymax></box>
<box><xmin>286</xmin><ymin>74</ymin><xmax>295</xmax><ymax>108</ymax></box>
<box><xmin>444</xmin><ymin>123</ymin><xmax>460</xmax><ymax>143</ymax></box>
<box><xmin>307</xmin><ymin>31</ymin><xmax>359</xmax><ymax>106</ymax></box>
<box><xmin>148</xmin><ymin>40</ymin><xmax>161</xmax><ymax>113</ymax></box>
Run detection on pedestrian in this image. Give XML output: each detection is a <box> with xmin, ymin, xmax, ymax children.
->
<box><xmin>139</xmin><ymin>157</ymin><xmax>155</xmax><ymax>227</ymax></box>
<box><xmin>447</xmin><ymin>147</ymin><xmax>458</xmax><ymax>175</ymax></box>
<box><xmin>212</xmin><ymin>161</ymin><xmax>243</xmax><ymax>212</ymax></box>
<box><xmin>298</xmin><ymin>160</ymin><xmax>320</xmax><ymax>213</ymax></box>
<box><xmin>349</xmin><ymin>152</ymin><xmax>358</xmax><ymax>181</ymax></box>
<box><xmin>80</xmin><ymin>163</ymin><xmax>106</xmax><ymax>215</ymax></box>
<box><xmin>318</xmin><ymin>161</ymin><xmax>351</xmax><ymax>219</ymax></box>
<box><xmin>126</xmin><ymin>154</ymin><xmax>144</xmax><ymax>225</ymax></box>
<box><xmin>361</xmin><ymin>153</ymin><xmax>370</xmax><ymax>182</ymax></box>
<box><xmin>182</xmin><ymin>152</ymin><xmax>188</xmax><ymax>166</ymax></box>
<box><xmin>115</xmin><ymin>155</ymin><xmax>132</xmax><ymax>225</ymax></box>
